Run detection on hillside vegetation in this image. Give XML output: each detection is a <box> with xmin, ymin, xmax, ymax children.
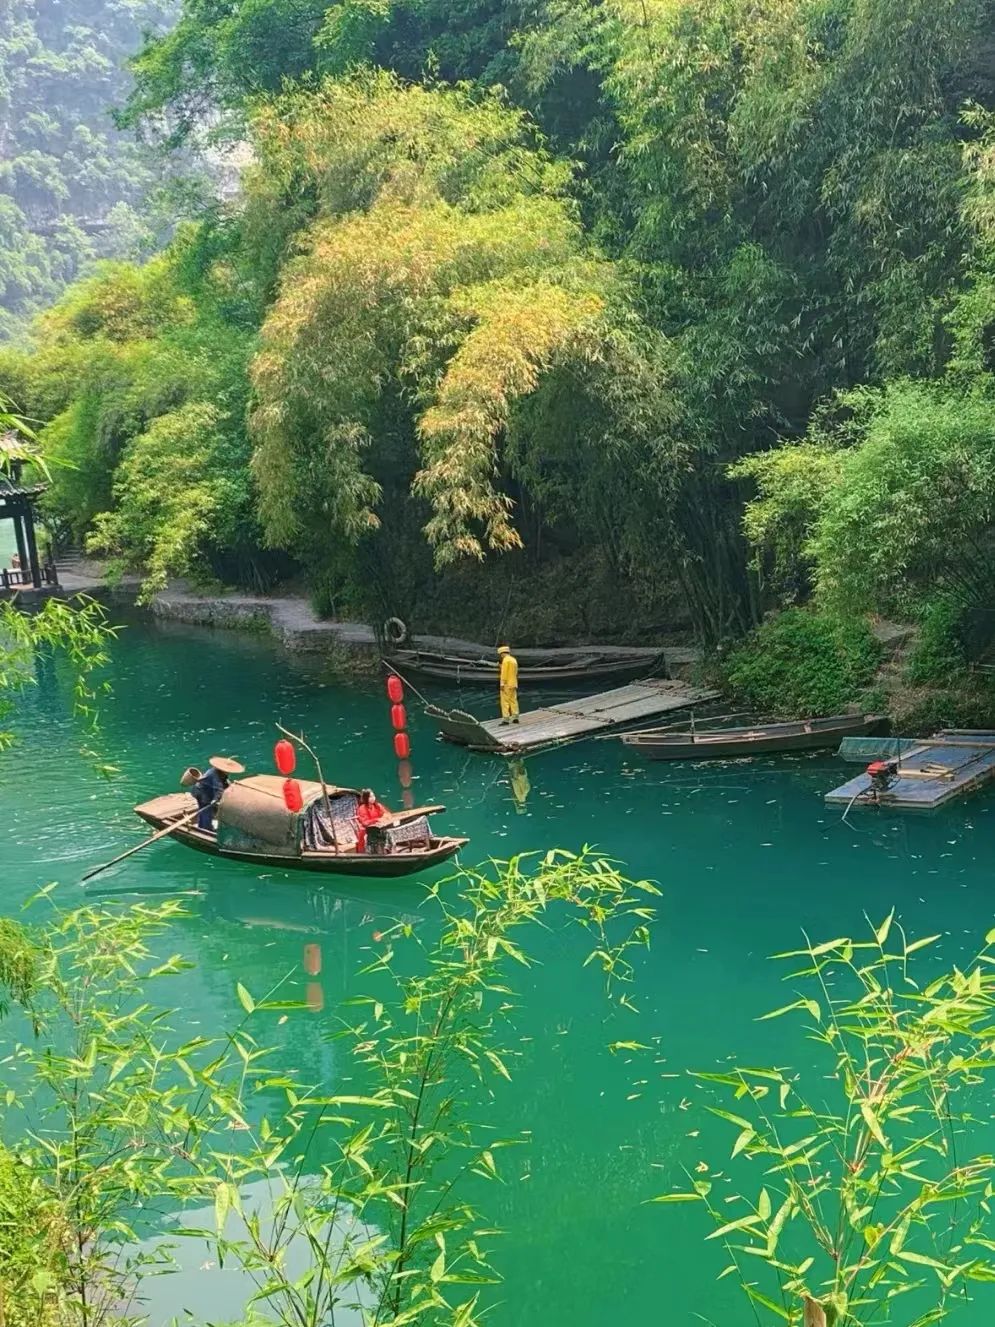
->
<box><xmin>4</xmin><ymin>0</ymin><xmax>995</xmax><ymax>679</ymax></box>
<box><xmin>0</xmin><ymin>0</ymin><xmax>174</xmax><ymax>337</ymax></box>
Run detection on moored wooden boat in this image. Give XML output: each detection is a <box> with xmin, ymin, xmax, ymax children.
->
<box><xmin>621</xmin><ymin>713</ymin><xmax>889</xmax><ymax>761</ymax></box>
<box><xmin>134</xmin><ymin>774</ymin><xmax>468</xmax><ymax>877</ymax></box>
<box><xmin>387</xmin><ymin>646</ymin><xmax>666</xmax><ymax>686</ymax></box>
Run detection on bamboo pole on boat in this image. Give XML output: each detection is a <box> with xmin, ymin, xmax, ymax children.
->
<box><xmin>81</xmin><ymin>804</ymin><xmax>205</xmax><ymax>882</ymax></box>
<box><xmin>276</xmin><ymin>722</ymin><xmax>338</xmax><ymax>852</ymax></box>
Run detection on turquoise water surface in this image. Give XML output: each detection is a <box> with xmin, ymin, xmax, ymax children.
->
<box><xmin>3</xmin><ymin>611</ymin><xmax>995</xmax><ymax>1325</ymax></box>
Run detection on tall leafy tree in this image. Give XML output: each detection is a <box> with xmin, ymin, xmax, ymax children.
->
<box><xmin>246</xmin><ymin>74</ymin><xmax>671</xmax><ymax>580</ymax></box>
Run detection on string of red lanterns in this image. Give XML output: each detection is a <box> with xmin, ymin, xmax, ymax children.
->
<box><xmin>386</xmin><ymin>672</ymin><xmax>414</xmax><ymax>807</ymax></box>
<box><xmin>274</xmin><ymin>737</ymin><xmax>304</xmax><ymax>811</ymax></box>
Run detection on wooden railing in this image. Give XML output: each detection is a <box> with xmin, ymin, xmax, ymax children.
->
<box><xmin>0</xmin><ymin>563</ymin><xmax>58</xmax><ymax>591</ymax></box>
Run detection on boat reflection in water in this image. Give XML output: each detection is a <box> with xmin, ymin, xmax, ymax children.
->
<box><xmin>85</xmin><ymin>861</ymin><xmax>441</xmax><ymax>1020</ymax></box>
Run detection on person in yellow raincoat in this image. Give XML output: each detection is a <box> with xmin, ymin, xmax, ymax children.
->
<box><xmin>498</xmin><ymin>643</ymin><xmax>519</xmax><ymax>723</ymax></box>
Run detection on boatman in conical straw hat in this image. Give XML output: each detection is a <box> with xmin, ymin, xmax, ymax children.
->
<box><xmin>191</xmin><ymin>756</ymin><xmax>245</xmax><ymax>831</ymax></box>
<box><xmin>498</xmin><ymin>644</ymin><xmax>519</xmax><ymax>725</ymax></box>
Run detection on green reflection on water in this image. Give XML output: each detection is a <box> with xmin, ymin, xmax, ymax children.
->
<box><xmin>3</xmin><ymin>610</ymin><xmax>995</xmax><ymax>1324</ymax></box>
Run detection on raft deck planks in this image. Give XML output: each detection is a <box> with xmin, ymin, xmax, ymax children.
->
<box><xmin>825</xmin><ymin>730</ymin><xmax>995</xmax><ymax>810</ymax></box>
<box><xmin>427</xmin><ymin>679</ymin><xmax>719</xmax><ymax>754</ymax></box>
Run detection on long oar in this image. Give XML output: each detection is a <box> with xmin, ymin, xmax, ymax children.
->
<box><xmin>80</xmin><ymin>803</ymin><xmax>206</xmax><ymax>883</ymax></box>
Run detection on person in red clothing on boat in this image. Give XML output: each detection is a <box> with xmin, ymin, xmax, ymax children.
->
<box><xmin>356</xmin><ymin>787</ymin><xmax>391</xmax><ymax>852</ymax></box>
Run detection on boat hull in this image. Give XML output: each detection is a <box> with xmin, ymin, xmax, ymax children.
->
<box><xmin>387</xmin><ymin>649</ymin><xmax>665</xmax><ymax>687</ymax></box>
<box><xmin>134</xmin><ymin>808</ymin><xmax>468</xmax><ymax>877</ymax></box>
<box><xmin>622</xmin><ymin>715</ymin><xmax>889</xmax><ymax>761</ymax></box>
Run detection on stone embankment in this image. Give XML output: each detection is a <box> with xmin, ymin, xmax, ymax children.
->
<box><xmin>47</xmin><ymin>561</ymin><xmax>702</xmax><ymax>673</ymax></box>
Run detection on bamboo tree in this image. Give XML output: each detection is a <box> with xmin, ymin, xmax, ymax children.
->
<box><xmin>0</xmin><ymin>850</ymin><xmax>658</xmax><ymax>1326</ymax></box>
<box><xmin>195</xmin><ymin>850</ymin><xmax>659</xmax><ymax>1326</ymax></box>
<box><xmin>656</xmin><ymin>916</ymin><xmax>995</xmax><ymax>1325</ymax></box>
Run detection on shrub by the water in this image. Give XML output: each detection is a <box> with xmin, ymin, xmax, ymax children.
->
<box><xmin>723</xmin><ymin>608</ymin><xmax>882</xmax><ymax>717</ymax></box>
<box><xmin>904</xmin><ymin>595</ymin><xmax>967</xmax><ymax>686</ymax></box>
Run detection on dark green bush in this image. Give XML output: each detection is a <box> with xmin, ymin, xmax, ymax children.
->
<box><xmin>723</xmin><ymin>608</ymin><xmax>882</xmax><ymax>717</ymax></box>
<box><xmin>904</xmin><ymin>595</ymin><xmax>967</xmax><ymax>685</ymax></box>
<box><xmin>891</xmin><ymin>677</ymin><xmax>995</xmax><ymax>733</ymax></box>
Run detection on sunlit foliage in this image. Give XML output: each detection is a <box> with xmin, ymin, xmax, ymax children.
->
<box><xmin>659</xmin><ymin>917</ymin><xmax>995</xmax><ymax>1325</ymax></box>
<box><xmin>9</xmin><ymin>0</ymin><xmax>995</xmax><ymax>643</ymax></box>
<box><xmin>3</xmin><ymin>244</ymin><xmax>259</xmax><ymax>595</ymax></box>
<box><xmin>247</xmin><ymin>74</ymin><xmax>667</xmax><ymax>570</ymax></box>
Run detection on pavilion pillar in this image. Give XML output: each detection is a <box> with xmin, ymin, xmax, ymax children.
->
<box><xmin>12</xmin><ymin>505</ymin><xmax>28</xmax><ymax>577</ymax></box>
<box><xmin>21</xmin><ymin>500</ymin><xmax>42</xmax><ymax>589</ymax></box>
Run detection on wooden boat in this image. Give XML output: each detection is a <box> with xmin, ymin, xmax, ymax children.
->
<box><xmin>387</xmin><ymin>646</ymin><xmax>666</xmax><ymax>687</ymax></box>
<box><xmin>620</xmin><ymin>713</ymin><xmax>889</xmax><ymax>761</ymax></box>
<box><xmin>134</xmin><ymin>774</ymin><xmax>468</xmax><ymax>877</ymax></box>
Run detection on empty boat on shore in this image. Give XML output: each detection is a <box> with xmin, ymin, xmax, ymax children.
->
<box><xmin>386</xmin><ymin>645</ymin><xmax>666</xmax><ymax>687</ymax></box>
<box><xmin>620</xmin><ymin>713</ymin><xmax>889</xmax><ymax>761</ymax></box>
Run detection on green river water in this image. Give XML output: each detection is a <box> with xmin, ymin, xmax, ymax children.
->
<box><xmin>3</xmin><ymin>611</ymin><xmax>995</xmax><ymax>1325</ymax></box>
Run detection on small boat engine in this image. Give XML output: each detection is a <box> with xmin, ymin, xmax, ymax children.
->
<box><xmin>866</xmin><ymin>758</ymin><xmax>898</xmax><ymax>798</ymax></box>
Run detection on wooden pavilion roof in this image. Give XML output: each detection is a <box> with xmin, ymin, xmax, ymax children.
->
<box><xmin>0</xmin><ymin>478</ymin><xmax>46</xmax><ymax>499</ymax></box>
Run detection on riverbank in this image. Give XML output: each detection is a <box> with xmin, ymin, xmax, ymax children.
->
<box><xmin>44</xmin><ymin>559</ymin><xmax>703</xmax><ymax>675</ymax></box>
<box><xmin>42</xmin><ymin>563</ymin><xmax>995</xmax><ymax>731</ymax></box>
<box><xmin>149</xmin><ymin>585</ymin><xmax>702</xmax><ymax>675</ymax></box>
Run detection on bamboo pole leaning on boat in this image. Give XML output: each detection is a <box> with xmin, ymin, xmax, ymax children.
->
<box><xmin>81</xmin><ymin>803</ymin><xmax>206</xmax><ymax>882</ymax></box>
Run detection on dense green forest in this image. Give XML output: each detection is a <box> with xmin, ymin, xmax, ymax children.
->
<box><xmin>0</xmin><ymin>0</ymin><xmax>174</xmax><ymax>337</ymax></box>
<box><xmin>5</xmin><ymin>0</ymin><xmax>995</xmax><ymax>686</ymax></box>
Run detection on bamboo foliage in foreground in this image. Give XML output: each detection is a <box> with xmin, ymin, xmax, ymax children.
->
<box><xmin>190</xmin><ymin>849</ymin><xmax>660</xmax><ymax>1327</ymax></box>
<box><xmin>0</xmin><ymin>852</ymin><xmax>657</xmax><ymax>1327</ymax></box>
<box><xmin>656</xmin><ymin>914</ymin><xmax>995</xmax><ymax>1325</ymax></box>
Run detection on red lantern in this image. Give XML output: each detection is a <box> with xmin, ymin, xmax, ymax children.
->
<box><xmin>386</xmin><ymin>674</ymin><xmax>404</xmax><ymax>704</ymax></box>
<box><xmin>397</xmin><ymin>758</ymin><xmax>413</xmax><ymax>789</ymax></box>
<box><xmin>394</xmin><ymin>731</ymin><xmax>411</xmax><ymax>759</ymax></box>
<box><xmin>282</xmin><ymin>778</ymin><xmax>304</xmax><ymax>812</ymax></box>
<box><xmin>274</xmin><ymin>738</ymin><xmax>296</xmax><ymax>775</ymax></box>
<box><xmin>390</xmin><ymin>703</ymin><xmax>407</xmax><ymax>731</ymax></box>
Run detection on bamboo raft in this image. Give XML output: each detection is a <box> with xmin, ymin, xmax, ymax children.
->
<box><xmin>825</xmin><ymin>730</ymin><xmax>995</xmax><ymax>810</ymax></box>
<box><xmin>427</xmin><ymin>679</ymin><xmax>718</xmax><ymax>755</ymax></box>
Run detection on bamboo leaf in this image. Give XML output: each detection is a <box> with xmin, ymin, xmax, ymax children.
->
<box><xmin>875</xmin><ymin>910</ymin><xmax>895</xmax><ymax>945</ymax></box>
<box><xmin>757</xmin><ymin>1000</ymin><xmax>807</xmax><ymax>1022</ymax></box>
<box><xmin>706</xmin><ymin>1107</ymin><xmax>753</xmax><ymax>1130</ymax></box>
<box><xmin>906</xmin><ymin>935</ymin><xmax>941</xmax><ymax>955</ymax></box>
<box><xmin>485</xmin><ymin>1049</ymin><xmax>511</xmax><ymax>1081</ymax></box>
<box><xmin>860</xmin><ymin>1100</ymin><xmax>887</xmax><ymax>1147</ymax></box>
<box><xmin>707</xmin><ymin>1213</ymin><xmax>762</xmax><ymax>1240</ymax></box>
<box><xmin>236</xmin><ymin>982</ymin><xmax>255</xmax><ymax>1015</ymax></box>
<box><xmin>214</xmin><ymin>1180</ymin><xmax>237</xmax><ymax>1232</ymax></box>
<box><xmin>732</xmin><ymin>1127</ymin><xmax>756</xmax><ymax>1157</ymax></box>
<box><xmin>767</xmin><ymin>1196</ymin><xmax>793</xmax><ymax>1255</ymax></box>
<box><xmin>746</xmin><ymin>1287</ymin><xmax>790</xmax><ymax>1319</ymax></box>
<box><xmin>899</xmin><ymin>1250</ymin><xmax>950</xmax><ymax>1271</ymax></box>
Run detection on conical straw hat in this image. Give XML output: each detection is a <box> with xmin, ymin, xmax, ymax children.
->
<box><xmin>209</xmin><ymin>756</ymin><xmax>245</xmax><ymax>775</ymax></box>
